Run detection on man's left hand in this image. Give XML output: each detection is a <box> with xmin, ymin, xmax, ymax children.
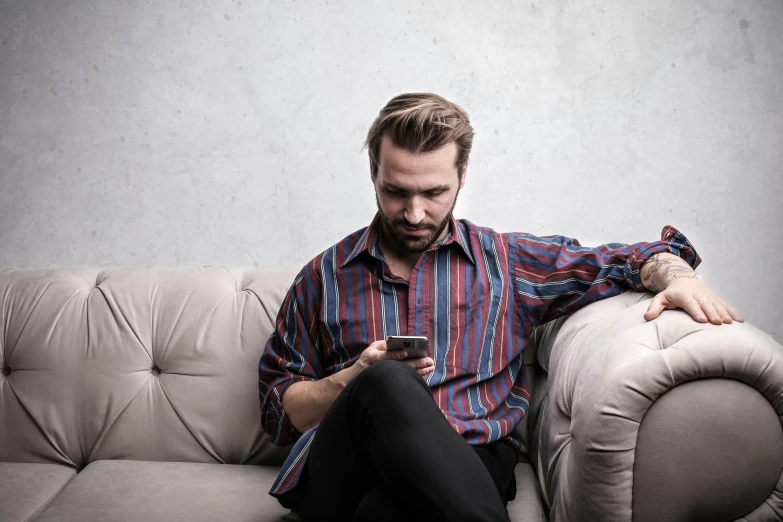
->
<box><xmin>643</xmin><ymin>278</ymin><xmax>744</xmax><ymax>325</ymax></box>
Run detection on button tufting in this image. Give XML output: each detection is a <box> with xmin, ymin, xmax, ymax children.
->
<box><xmin>151</xmin><ymin>366</ymin><xmax>160</xmax><ymax>376</ymax></box>
<box><xmin>2</xmin><ymin>367</ymin><xmax>10</xmax><ymax>376</ymax></box>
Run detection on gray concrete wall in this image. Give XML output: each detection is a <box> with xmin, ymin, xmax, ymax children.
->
<box><xmin>1</xmin><ymin>0</ymin><xmax>781</xmax><ymax>342</ymax></box>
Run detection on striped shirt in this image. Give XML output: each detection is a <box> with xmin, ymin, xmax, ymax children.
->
<box><xmin>258</xmin><ymin>213</ymin><xmax>701</xmax><ymax>496</ymax></box>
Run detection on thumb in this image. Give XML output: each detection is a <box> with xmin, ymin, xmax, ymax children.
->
<box><xmin>644</xmin><ymin>294</ymin><xmax>667</xmax><ymax>321</ymax></box>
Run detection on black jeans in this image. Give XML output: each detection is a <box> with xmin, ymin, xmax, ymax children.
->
<box><xmin>278</xmin><ymin>360</ymin><xmax>517</xmax><ymax>522</ymax></box>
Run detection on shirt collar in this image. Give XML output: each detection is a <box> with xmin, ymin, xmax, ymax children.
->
<box><xmin>340</xmin><ymin>212</ymin><xmax>475</xmax><ymax>268</ymax></box>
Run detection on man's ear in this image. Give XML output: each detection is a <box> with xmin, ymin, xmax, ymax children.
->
<box><xmin>459</xmin><ymin>161</ymin><xmax>468</xmax><ymax>190</ymax></box>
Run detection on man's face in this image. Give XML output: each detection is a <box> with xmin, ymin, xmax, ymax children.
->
<box><xmin>372</xmin><ymin>135</ymin><xmax>466</xmax><ymax>256</ymax></box>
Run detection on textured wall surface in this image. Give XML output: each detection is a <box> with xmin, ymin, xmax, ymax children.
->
<box><xmin>1</xmin><ymin>0</ymin><xmax>781</xmax><ymax>341</ymax></box>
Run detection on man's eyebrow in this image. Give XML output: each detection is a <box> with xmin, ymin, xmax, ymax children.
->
<box><xmin>382</xmin><ymin>183</ymin><xmax>450</xmax><ymax>192</ymax></box>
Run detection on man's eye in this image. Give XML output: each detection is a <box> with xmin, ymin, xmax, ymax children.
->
<box><xmin>426</xmin><ymin>191</ymin><xmax>444</xmax><ymax>197</ymax></box>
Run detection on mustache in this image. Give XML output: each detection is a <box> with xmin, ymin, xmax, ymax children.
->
<box><xmin>393</xmin><ymin>221</ymin><xmax>436</xmax><ymax>231</ymax></box>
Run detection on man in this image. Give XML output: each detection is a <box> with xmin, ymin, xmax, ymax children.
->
<box><xmin>258</xmin><ymin>93</ymin><xmax>743</xmax><ymax>521</ymax></box>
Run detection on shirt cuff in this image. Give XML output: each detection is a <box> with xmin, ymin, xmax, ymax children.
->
<box><xmin>623</xmin><ymin>225</ymin><xmax>702</xmax><ymax>291</ymax></box>
<box><xmin>263</xmin><ymin>375</ymin><xmax>317</xmax><ymax>445</ymax></box>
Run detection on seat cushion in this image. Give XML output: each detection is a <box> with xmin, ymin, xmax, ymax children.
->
<box><xmin>508</xmin><ymin>461</ymin><xmax>546</xmax><ymax>522</ymax></box>
<box><xmin>34</xmin><ymin>460</ymin><xmax>300</xmax><ymax>522</ymax></box>
<box><xmin>33</xmin><ymin>459</ymin><xmax>544</xmax><ymax>521</ymax></box>
<box><xmin>0</xmin><ymin>462</ymin><xmax>76</xmax><ymax>522</ymax></box>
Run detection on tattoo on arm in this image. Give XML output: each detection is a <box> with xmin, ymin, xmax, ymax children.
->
<box><xmin>642</xmin><ymin>253</ymin><xmax>699</xmax><ymax>291</ymax></box>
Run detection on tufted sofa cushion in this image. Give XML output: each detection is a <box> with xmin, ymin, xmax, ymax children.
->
<box><xmin>0</xmin><ymin>266</ymin><xmax>300</xmax><ymax>469</ymax></box>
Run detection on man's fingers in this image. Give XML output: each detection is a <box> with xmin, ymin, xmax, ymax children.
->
<box><xmin>698</xmin><ymin>298</ymin><xmax>724</xmax><ymax>325</ymax></box>
<box><xmin>644</xmin><ymin>295</ymin><xmax>670</xmax><ymax>321</ymax></box>
<box><xmin>644</xmin><ymin>299</ymin><xmax>662</xmax><ymax>320</ymax></box>
<box><xmin>378</xmin><ymin>350</ymin><xmax>407</xmax><ymax>361</ymax></box>
<box><xmin>711</xmin><ymin>301</ymin><xmax>734</xmax><ymax>324</ymax></box>
<box><xmin>724</xmin><ymin>302</ymin><xmax>745</xmax><ymax>322</ymax></box>
<box><xmin>415</xmin><ymin>358</ymin><xmax>435</xmax><ymax>376</ymax></box>
<box><xmin>404</xmin><ymin>357</ymin><xmax>434</xmax><ymax>369</ymax></box>
<box><xmin>643</xmin><ymin>282</ymin><xmax>744</xmax><ymax>325</ymax></box>
<box><xmin>680</xmin><ymin>297</ymin><xmax>708</xmax><ymax>323</ymax></box>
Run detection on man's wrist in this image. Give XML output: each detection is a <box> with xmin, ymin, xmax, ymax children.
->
<box><xmin>338</xmin><ymin>359</ymin><xmax>365</xmax><ymax>387</ymax></box>
<box><xmin>641</xmin><ymin>252</ymin><xmax>701</xmax><ymax>292</ymax></box>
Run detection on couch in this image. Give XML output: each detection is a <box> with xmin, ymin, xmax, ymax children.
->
<box><xmin>0</xmin><ymin>266</ymin><xmax>781</xmax><ymax>521</ymax></box>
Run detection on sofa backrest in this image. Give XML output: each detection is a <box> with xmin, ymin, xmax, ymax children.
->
<box><xmin>0</xmin><ymin>266</ymin><xmax>541</xmax><ymax>469</ymax></box>
<box><xmin>0</xmin><ymin>267</ymin><xmax>302</xmax><ymax>469</ymax></box>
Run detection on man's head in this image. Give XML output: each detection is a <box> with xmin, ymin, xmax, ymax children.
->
<box><xmin>363</xmin><ymin>93</ymin><xmax>475</xmax><ymax>256</ymax></box>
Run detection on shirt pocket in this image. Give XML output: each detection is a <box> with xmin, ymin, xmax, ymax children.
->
<box><xmin>442</xmin><ymin>291</ymin><xmax>516</xmax><ymax>378</ymax></box>
<box><xmin>439</xmin><ymin>294</ymin><xmax>490</xmax><ymax>376</ymax></box>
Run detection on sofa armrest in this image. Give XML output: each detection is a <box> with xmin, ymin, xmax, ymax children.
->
<box><xmin>529</xmin><ymin>290</ymin><xmax>783</xmax><ymax>522</ymax></box>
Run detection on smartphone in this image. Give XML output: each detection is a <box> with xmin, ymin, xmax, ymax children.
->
<box><xmin>386</xmin><ymin>335</ymin><xmax>429</xmax><ymax>359</ymax></box>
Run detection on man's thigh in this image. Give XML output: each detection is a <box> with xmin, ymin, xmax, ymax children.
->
<box><xmin>353</xmin><ymin>441</ymin><xmax>518</xmax><ymax>521</ymax></box>
<box><xmin>288</xmin><ymin>361</ymin><xmax>512</xmax><ymax>521</ymax></box>
<box><xmin>289</xmin><ymin>362</ymin><xmax>433</xmax><ymax>519</ymax></box>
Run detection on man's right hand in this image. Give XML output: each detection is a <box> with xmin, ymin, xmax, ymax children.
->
<box><xmin>283</xmin><ymin>340</ymin><xmax>435</xmax><ymax>434</ymax></box>
<box><xmin>356</xmin><ymin>340</ymin><xmax>435</xmax><ymax>377</ymax></box>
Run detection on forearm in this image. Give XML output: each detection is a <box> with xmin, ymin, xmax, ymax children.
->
<box><xmin>640</xmin><ymin>252</ymin><xmax>701</xmax><ymax>293</ymax></box>
<box><xmin>282</xmin><ymin>361</ymin><xmax>365</xmax><ymax>434</ymax></box>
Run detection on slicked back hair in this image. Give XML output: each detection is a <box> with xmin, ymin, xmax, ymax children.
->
<box><xmin>364</xmin><ymin>93</ymin><xmax>475</xmax><ymax>180</ymax></box>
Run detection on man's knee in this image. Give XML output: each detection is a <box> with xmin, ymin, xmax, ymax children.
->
<box><xmin>347</xmin><ymin>360</ymin><xmax>427</xmax><ymax>399</ymax></box>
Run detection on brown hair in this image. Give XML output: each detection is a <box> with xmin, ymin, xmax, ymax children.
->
<box><xmin>364</xmin><ymin>93</ymin><xmax>475</xmax><ymax>180</ymax></box>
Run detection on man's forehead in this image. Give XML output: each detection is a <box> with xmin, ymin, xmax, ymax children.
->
<box><xmin>380</xmin><ymin>179</ymin><xmax>451</xmax><ymax>191</ymax></box>
<box><xmin>378</xmin><ymin>137</ymin><xmax>458</xmax><ymax>177</ymax></box>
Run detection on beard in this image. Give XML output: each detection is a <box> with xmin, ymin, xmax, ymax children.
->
<box><xmin>375</xmin><ymin>190</ymin><xmax>459</xmax><ymax>256</ymax></box>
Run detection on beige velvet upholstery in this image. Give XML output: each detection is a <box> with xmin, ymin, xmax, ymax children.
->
<box><xmin>0</xmin><ymin>463</ymin><xmax>75</xmax><ymax>521</ymax></box>
<box><xmin>633</xmin><ymin>379</ymin><xmax>783</xmax><ymax>521</ymax></box>
<box><xmin>33</xmin><ymin>461</ymin><xmax>301</xmax><ymax>522</ymax></box>
<box><xmin>0</xmin><ymin>267</ymin><xmax>298</xmax><ymax>469</ymax></box>
<box><xmin>529</xmin><ymin>290</ymin><xmax>783</xmax><ymax>522</ymax></box>
<box><xmin>1</xmin><ymin>267</ymin><xmax>780</xmax><ymax>521</ymax></box>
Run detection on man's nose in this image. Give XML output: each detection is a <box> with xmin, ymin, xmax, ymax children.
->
<box><xmin>404</xmin><ymin>197</ymin><xmax>425</xmax><ymax>225</ymax></box>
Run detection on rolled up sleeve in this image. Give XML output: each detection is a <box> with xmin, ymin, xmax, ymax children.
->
<box><xmin>623</xmin><ymin>225</ymin><xmax>702</xmax><ymax>291</ymax></box>
<box><xmin>258</xmin><ymin>267</ymin><xmax>322</xmax><ymax>446</ymax></box>
<box><xmin>512</xmin><ymin>224</ymin><xmax>701</xmax><ymax>327</ymax></box>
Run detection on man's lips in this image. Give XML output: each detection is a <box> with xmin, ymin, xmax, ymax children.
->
<box><xmin>399</xmin><ymin>224</ymin><xmax>431</xmax><ymax>236</ymax></box>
